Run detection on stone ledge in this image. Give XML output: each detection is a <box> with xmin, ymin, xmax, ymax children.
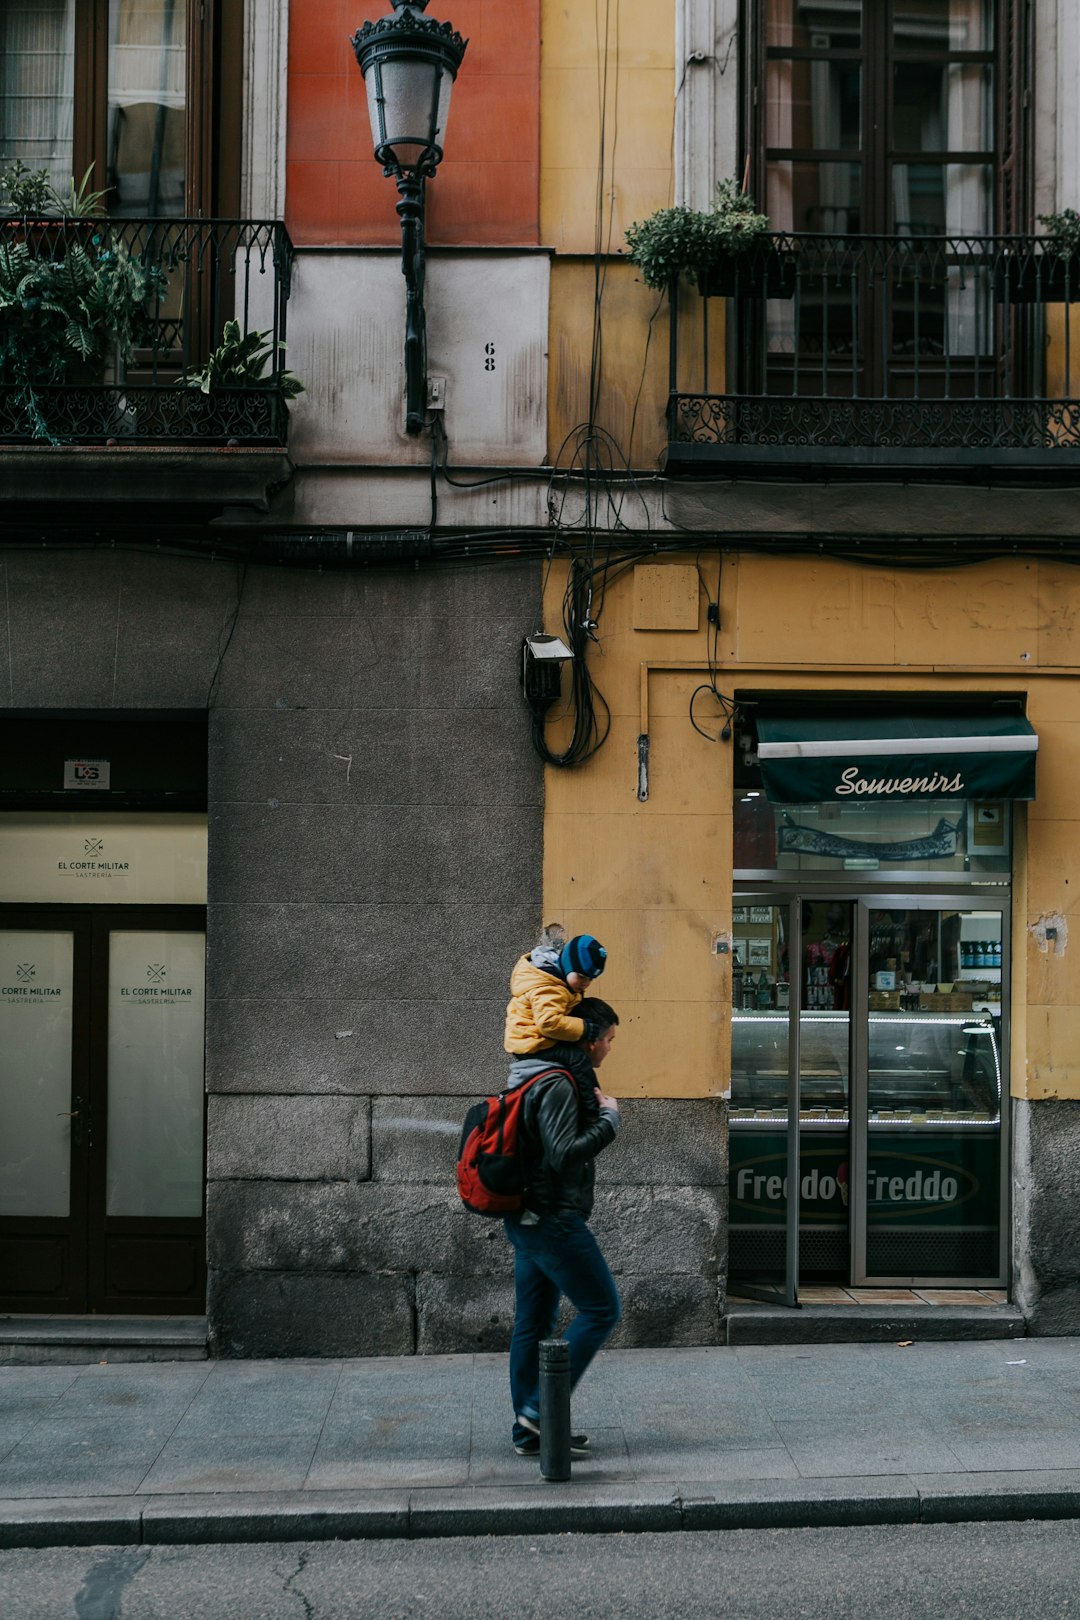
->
<box><xmin>0</xmin><ymin>1317</ymin><xmax>207</xmax><ymax>1364</ymax></box>
<box><xmin>0</xmin><ymin>446</ymin><xmax>294</xmax><ymax>513</ymax></box>
<box><xmin>725</xmin><ymin>1304</ymin><xmax>1026</xmax><ymax>1345</ymax></box>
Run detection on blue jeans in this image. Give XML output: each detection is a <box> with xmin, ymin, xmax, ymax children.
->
<box><xmin>504</xmin><ymin>1213</ymin><xmax>621</xmax><ymax>1439</ymax></box>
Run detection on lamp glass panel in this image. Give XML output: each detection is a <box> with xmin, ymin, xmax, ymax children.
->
<box><xmin>436</xmin><ymin>69</ymin><xmax>454</xmax><ymax>148</ymax></box>
<box><xmin>374</xmin><ymin>56</ymin><xmax>441</xmax><ymax>166</ymax></box>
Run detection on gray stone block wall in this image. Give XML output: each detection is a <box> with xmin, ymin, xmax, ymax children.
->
<box><xmin>356</xmin><ymin>1095</ymin><xmax>727</xmax><ymax>1356</ymax></box>
<box><xmin>3</xmin><ymin>551</ymin><xmax>730</xmax><ymax>1357</ymax></box>
<box><xmin>203</xmin><ymin>558</ymin><xmax>548</xmax><ymax>1356</ymax></box>
<box><xmin>1012</xmin><ymin>1098</ymin><xmax>1080</xmax><ymax>1333</ymax></box>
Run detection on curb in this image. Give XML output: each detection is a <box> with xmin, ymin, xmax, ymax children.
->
<box><xmin>5</xmin><ymin>1471</ymin><xmax>1080</xmax><ymax>1549</ymax></box>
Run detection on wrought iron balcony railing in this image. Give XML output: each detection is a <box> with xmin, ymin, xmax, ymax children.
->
<box><xmin>0</xmin><ymin>217</ymin><xmax>294</xmax><ymax>446</ymax></box>
<box><xmin>667</xmin><ymin>232</ymin><xmax>1080</xmax><ymax>475</ymax></box>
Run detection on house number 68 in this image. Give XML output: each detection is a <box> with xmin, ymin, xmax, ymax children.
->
<box><xmin>484</xmin><ymin>341</ymin><xmax>495</xmax><ymax>372</ymax></box>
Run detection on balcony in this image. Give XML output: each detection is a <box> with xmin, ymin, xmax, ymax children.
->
<box><xmin>666</xmin><ymin>232</ymin><xmax>1080</xmax><ymax>482</ymax></box>
<box><xmin>0</xmin><ymin>217</ymin><xmax>295</xmax><ymax>516</ymax></box>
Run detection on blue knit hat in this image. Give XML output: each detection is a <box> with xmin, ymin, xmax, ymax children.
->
<box><xmin>559</xmin><ymin>934</ymin><xmax>607</xmax><ymax>980</ymax></box>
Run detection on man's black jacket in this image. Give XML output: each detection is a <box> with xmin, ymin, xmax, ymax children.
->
<box><xmin>505</xmin><ymin>1043</ymin><xmax>618</xmax><ymax>1219</ymax></box>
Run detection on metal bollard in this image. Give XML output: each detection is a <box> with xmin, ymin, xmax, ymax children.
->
<box><xmin>538</xmin><ymin>1337</ymin><xmax>571</xmax><ymax>1481</ymax></box>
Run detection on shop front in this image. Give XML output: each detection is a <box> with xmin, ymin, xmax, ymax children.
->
<box><xmin>728</xmin><ymin>702</ymin><xmax>1036</xmax><ymax>1303</ymax></box>
<box><xmin>0</xmin><ymin>716</ymin><xmax>208</xmax><ymax>1316</ymax></box>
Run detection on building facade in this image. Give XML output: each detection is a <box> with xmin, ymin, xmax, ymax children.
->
<box><xmin>2</xmin><ymin>0</ymin><xmax>1079</xmax><ymax>1354</ymax></box>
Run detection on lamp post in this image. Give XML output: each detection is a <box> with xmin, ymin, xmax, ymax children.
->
<box><xmin>352</xmin><ymin>1</ymin><xmax>468</xmax><ymax>435</ymax></box>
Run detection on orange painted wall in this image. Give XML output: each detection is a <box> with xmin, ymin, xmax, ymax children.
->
<box><xmin>287</xmin><ymin>0</ymin><xmax>539</xmax><ymax>246</ymax></box>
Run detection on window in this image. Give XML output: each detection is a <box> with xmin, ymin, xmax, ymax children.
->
<box><xmin>754</xmin><ymin>0</ymin><xmax>1022</xmax><ymax>237</ymax></box>
<box><xmin>0</xmin><ymin>0</ymin><xmax>241</xmax><ymax>218</ymax></box>
<box><xmin>741</xmin><ymin>0</ymin><xmax>1034</xmax><ymax>404</ymax></box>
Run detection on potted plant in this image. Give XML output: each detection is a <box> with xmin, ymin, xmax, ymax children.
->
<box><xmin>0</xmin><ymin>162</ymin><xmax>165</xmax><ymax>440</ymax></box>
<box><xmin>625</xmin><ymin>178</ymin><xmax>795</xmax><ymax>299</ymax></box>
<box><xmin>996</xmin><ymin>208</ymin><xmax>1080</xmax><ymax>304</ymax></box>
<box><xmin>183</xmin><ymin>318</ymin><xmax>304</xmax><ymax>441</ymax></box>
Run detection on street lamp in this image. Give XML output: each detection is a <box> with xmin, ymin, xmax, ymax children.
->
<box><xmin>352</xmin><ymin>1</ymin><xmax>468</xmax><ymax>435</ymax></box>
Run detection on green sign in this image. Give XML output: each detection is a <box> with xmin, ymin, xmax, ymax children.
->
<box><xmin>756</xmin><ymin>713</ymin><xmax>1038</xmax><ymax>804</ymax></box>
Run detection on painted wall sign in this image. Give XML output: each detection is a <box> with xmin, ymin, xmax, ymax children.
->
<box><xmin>63</xmin><ymin>759</ymin><xmax>110</xmax><ymax>790</ymax></box>
<box><xmin>730</xmin><ymin>1131</ymin><xmax>999</xmax><ymax>1230</ymax></box>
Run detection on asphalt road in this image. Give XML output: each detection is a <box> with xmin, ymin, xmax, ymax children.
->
<box><xmin>3</xmin><ymin>1521</ymin><xmax>1080</xmax><ymax>1620</ymax></box>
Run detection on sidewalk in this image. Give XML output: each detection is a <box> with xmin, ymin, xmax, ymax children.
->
<box><xmin>4</xmin><ymin>1339</ymin><xmax>1080</xmax><ymax>1549</ymax></box>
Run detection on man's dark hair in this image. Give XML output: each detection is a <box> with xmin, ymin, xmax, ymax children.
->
<box><xmin>576</xmin><ymin>995</ymin><xmax>619</xmax><ymax>1034</ymax></box>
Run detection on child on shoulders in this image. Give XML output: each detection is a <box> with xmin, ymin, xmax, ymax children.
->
<box><xmin>503</xmin><ymin>923</ymin><xmax>608</xmax><ymax>1054</ymax></box>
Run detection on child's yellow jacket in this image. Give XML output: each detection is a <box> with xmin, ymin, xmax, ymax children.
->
<box><xmin>503</xmin><ymin>955</ymin><xmax>587</xmax><ymax>1053</ymax></box>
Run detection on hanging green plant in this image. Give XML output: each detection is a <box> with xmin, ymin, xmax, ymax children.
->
<box><xmin>0</xmin><ymin>161</ymin><xmax>165</xmax><ymax>439</ymax></box>
<box><xmin>0</xmin><ymin>160</ymin><xmax>109</xmax><ymax>220</ymax></box>
<box><xmin>625</xmin><ymin>178</ymin><xmax>772</xmax><ymax>291</ymax></box>
<box><xmin>1037</xmin><ymin>208</ymin><xmax>1080</xmax><ymax>259</ymax></box>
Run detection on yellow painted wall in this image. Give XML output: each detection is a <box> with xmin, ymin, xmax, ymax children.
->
<box><xmin>1045</xmin><ymin>304</ymin><xmax>1080</xmax><ymax>402</ymax></box>
<box><xmin>540</xmin><ymin>0</ymin><xmax>675</xmax><ymax>255</ymax></box>
<box><xmin>541</xmin><ymin>553</ymin><xmax>1080</xmax><ymax>1103</ymax></box>
<box><xmin>548</xmin><ymin>259</ymin><xmax>671</xmax><ymax>467</ymax></box>
<box><xmin>540</xmin><ymin>5</ymin><xmax>726</xmax><ymax>468</ymax></box>
<box><xmin>541</xmin><ymin>1</ymin><xmax>684</xmax><ymax>467</ymax></box>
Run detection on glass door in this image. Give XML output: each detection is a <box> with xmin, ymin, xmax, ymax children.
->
<box><xmin>0</xmin><ymin>904</ymin><xmax>206</xmax><ymax>1313</ymax></box>
<box><xmin>730</xmin><ymin>896</ymin><xmax>856</xmax><ymax>1304</ymax></box>
<box><xmin>729</xmin><ymin>898</ymin><xmax>802</xmax><ymax>1305</ymax></box>
<box><xmin>852</xmin><ymin>898</ymin><xmax>1006</xmax><ymax>1284</ymax></box>
<box><xmin>0</xmin><ymin>921</ymin><xmax>88</xmax><ymax>1308</ymax></box>
<box><xmin>729</xmin><ymin>889</ymin><xmax>1007</xmax><ymax>1300</ymax></box>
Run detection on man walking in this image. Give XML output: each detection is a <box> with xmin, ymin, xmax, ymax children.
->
<box><xmin>502</xmin><ymin>996</ymin><xmax>622</xmax><ymax>1457</ymax></box>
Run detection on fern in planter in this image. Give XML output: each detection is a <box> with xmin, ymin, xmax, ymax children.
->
<box><xmin>183</xmin><ymin>320</ymin><xmax>303</xmax><ymax>442</ymax></box>
<box><xmin>625</xmin><ymin>179</ymin><xmax>773</xmax><ymax>293</ymax></box>
<box><xmin>185</xmin><ymin>320</ymin><xmax>304</xmax><ymax>396</ymax></box>
<box><xmin>0</xmin><ymin>162</ymin><xmax>165</xmax><ymax>439</ymax></box>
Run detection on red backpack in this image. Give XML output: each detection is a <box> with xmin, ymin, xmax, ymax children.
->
<box><xmin>456</xmin><ymin>1068</ymin><xmax>577</xmax><ymax>1217</ymax></box>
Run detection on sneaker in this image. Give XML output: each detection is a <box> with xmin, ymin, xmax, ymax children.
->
<box><xmin>513</xmin><ymin>1431</ymin><xmax>591</xmax><ymax>1458</ymax></box>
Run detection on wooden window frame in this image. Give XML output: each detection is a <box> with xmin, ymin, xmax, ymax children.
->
<box><xmin>68</xmin><ymin>0</ymin><xmax>241</xmax><ymax>219</ymax></box>
<box><xmin>743</xmin><ymin>0</ymin><xmax>1033</xmax><ymax>236</ymax></box>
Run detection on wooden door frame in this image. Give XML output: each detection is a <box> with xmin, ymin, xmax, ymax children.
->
<box><xmin>0</xmin><ymin>907</ymin><xmax>93</xmax><ymax>1312</ymax></box>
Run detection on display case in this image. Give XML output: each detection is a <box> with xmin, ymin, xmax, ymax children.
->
<box><xmin>730</xmin><ymin>1010</ymin><xmax>1002</xmax><ymax>1281</ymax></box>
<box><xmin>731</xmin><ymin>1010</ymin><xmax>1001</xmax><ymax>1126</ymax></box>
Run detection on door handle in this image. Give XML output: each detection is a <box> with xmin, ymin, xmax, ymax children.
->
<box><xmin>59</xmin><ymin>1095</ymin><xmax>85</xmax><ymax>1148</ymax></box>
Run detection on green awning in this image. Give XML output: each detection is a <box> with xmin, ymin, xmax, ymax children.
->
<box><xmin>756</xmin><ymin>713</ymin><xmax>1038</xmax><ymax>804</ymax></box>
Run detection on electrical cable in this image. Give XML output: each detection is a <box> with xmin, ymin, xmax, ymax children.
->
<box><xmin>688</xmin><ymin>556</ymin><xmax>737</xmax><ymax>743</ymax></box>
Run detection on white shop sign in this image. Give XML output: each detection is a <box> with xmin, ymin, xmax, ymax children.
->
<box><xmin>63</xmin><ymin>758</ymin><xmax>110</xmax><ymax>790</ymax></box>
<box><xmin>0</xmin><ymin>813</ymin><xmax>207</xmax><ymax>904</ymax></box>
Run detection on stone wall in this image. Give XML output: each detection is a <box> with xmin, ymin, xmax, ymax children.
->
<box><xmin>206</xmin><ymin>1095</ymin><xmax>728</xmax><ymax>1357</ymax></box>
<box><xmin>201</xmin><ymin>558</ymin><xmax>546</xmax><ymax>1354</ymax></box>
<box><xmin>1012</xmin><ymin>1098</ymin><xmax>1080</xmax><ymax>1333</ymax></box>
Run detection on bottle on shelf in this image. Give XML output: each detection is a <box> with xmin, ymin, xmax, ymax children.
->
<box><xmin>755</xmin><ymin>968</ymin><xmax>771</xmax><ymax>1009</ymax></box>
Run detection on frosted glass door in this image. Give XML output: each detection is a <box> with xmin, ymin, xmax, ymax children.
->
<box><xmin>0</xmin><ymin>931</ymin><xmax>74</xmax><ymax>1217</ymax></box>
<box><xmin>106</xmin><ymin>931</ymin><xmax>205</xmax><ymax>1218</ymax></box>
